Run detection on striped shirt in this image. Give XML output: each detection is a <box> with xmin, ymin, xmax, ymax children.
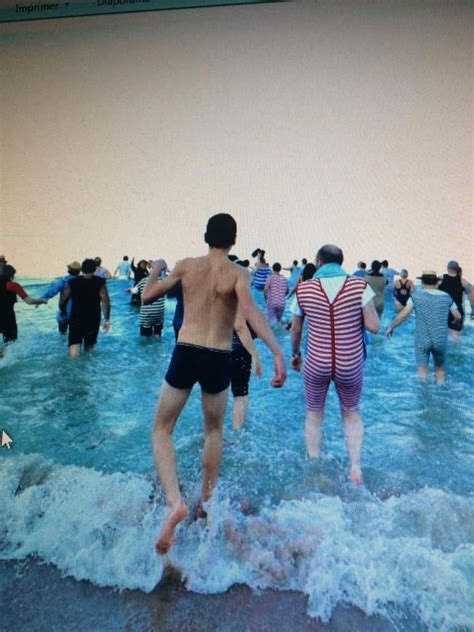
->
<box><xmin>296</xmin><ymin>277</ymin><xmax>368</xmax><ymax>378</ymax></box>
<box><xmin>253</xmin><ymin>266</ymin><xmax>272</xmax><ymax>290</ymax></box>
<box><xmin>407</xmin><ymin>290</ymin><xmax>456</xmax><ymax>349</ymax></box>
<box><xmin>136</xmin><ymin>277</ymin><xmax>165</xmax><ymax>328</ymax></box>
<box><xmin>267</xmin><ymin>274</ymin><xmax>289</xmax><ymax>307</ymax></box>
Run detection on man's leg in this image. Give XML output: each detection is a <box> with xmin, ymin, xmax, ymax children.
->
<box><xmin>342</xmin><ymin>410</ymin><xmax>363</xmax><ymax>484</ymax></box>
<box><xmin>434</xmin><ymin>366</ymin><xmax>445</xmax><ymax>384</ymax></box>
<box><xmin>199</xmin><ymin>388</ymin><xmax>229</xmax><ymax>509</ymax></box>
<box><xmin>69</xmin><ymin>344</ymin><xmax>81</xmax><ymax>358</ymax></box>
<box><xmin>305</xmin><ymin>410</ymin><xmax>324</xmax><ymax>458</ymax></box>
<box><xmin>417</xmin><ymin>366</ymin><xmax>428</xmax><ymax>380</ymax></box>
<box><xmin>153</xmin><ymin>382</ymin><xmax>191</xmax><ymax>554</ymax></box>
<box><xmin>232</xmin><ymin>395</ymin><xmax>249</xmax><ymax>430</ymax></box>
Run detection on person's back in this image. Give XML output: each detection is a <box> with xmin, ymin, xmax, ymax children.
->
<box><xmin>438</xmin><ymin>273</ymin><xmax>463</xmax><ymax>309</ymax></box>
<box><xmin>412</xmin><ymin>290</ymin><xmax>452</xmax><ymax>349</ymax></box>
<box><xmin>69</xmin><ymin>275</ymin><xmax>104</xmax><ymax>324</ymax></box>
<box><xmin>178</xmin><ymin>255</ymin><xmax>240</xmax><ymax>349</ymax></box>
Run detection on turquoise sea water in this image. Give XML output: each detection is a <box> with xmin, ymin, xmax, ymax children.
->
<box><xmin>1</xmin><ymin>277</ymin><xmax>473</xmax><ymax>630</ymax></box>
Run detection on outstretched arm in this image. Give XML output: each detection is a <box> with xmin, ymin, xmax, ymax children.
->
<box><xmin>142</xmin><ymin>260</ymin><xmax>184</xmax><ymax>304</ymax></box>
<box><xmin>235</xmin><ymin>271</ymin><xmax>286</xmax><ymax>387</ymax></box>
<box><xmin>386</xmin><ymin>303</ymin><xmax>412</xmax><ymax>336</ymax></box>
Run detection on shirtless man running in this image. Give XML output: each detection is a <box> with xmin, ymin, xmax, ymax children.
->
<box><xmin>142</xmin><ymin>214</ymin><xmax>286</xmax><ymax>555</ymax></box>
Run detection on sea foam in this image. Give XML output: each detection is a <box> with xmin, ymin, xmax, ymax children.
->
<box><xmin>1</xmin><ymin>454</ymin><xmax>473</xmax><ymax>630</ymax></box>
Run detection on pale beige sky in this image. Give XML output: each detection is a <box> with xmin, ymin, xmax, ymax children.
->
<box><xmin>1</xmin><ymin>0</ymin><xmax>473</xmax><ymax>279</ymax></box>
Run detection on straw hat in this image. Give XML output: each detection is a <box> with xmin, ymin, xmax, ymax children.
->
<box><xmin>417</xmin><ymin>270</ymin><xmax>440</xmax><ymax>283</ymax></box>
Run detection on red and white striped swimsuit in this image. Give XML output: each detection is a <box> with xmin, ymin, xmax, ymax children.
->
<box><xmin>296</xmin><ymin>276</ymin><xmax>367</xmax><ymax>411</ymax></box>
<box><xmin>267</xmin><ymin>274</ymin><xmax>289</xmax><ymax>322</ymax></box>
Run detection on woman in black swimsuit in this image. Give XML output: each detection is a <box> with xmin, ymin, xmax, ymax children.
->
<box><xmin>393</xmin><ymin>269</ymin><xmax>415</xmax><ymax>310</ymax></box>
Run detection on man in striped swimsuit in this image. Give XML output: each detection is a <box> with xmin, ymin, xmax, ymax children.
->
<box><xmin>386</xmin><ymin>270</ymin><xmax>461</xmax><ymax>384</ymax></box>
<box><xmin>264</xmin><ymin>262</ymin><xmax>289</xmax><ymax>323</ymax></box>
<box><xmin>290</xmin><ymin>245</ymin><xmax>380</xmax><ymax>484</ymax></box>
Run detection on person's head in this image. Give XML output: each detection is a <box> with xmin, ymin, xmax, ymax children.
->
<box><xmin>138</xmin><ymin>259</ymin><xmax>147</xmax><ymax>269</ymax></box>
<box><xmin>447</xmin><ymin>260</ymin><xmax>460</xmax><ymax>275</ymax></box>
<box><xmin>82</xmin><ymin>258</ymin><xmax>97</xmax><ymax>274</ymax></box>
<box><xmin>301</xmin><ymin>258</ymin><xmax>308</xmax><ymax>266</ymax></box>
<box><xmin>272</xmin><ymin>262</ymin><xmax>281</xmax><ymax>273</ymax></box>
<box><xmin>1</xmin><ymin>264</ymin><xmax>16</xmax><ymax>280</ymax></box>
<box><xmin>418</xmin><ymin>270</ymin><xmax>439</xmax><ymax>288</ymax></box>
<box><xmin>357</xmin><ymin>261</ymin><xmax>366</xmax><ymax>270</ymax></box>
<box><xmin>67</xmin><ymin>261</ymin><xmax>81</xmax><ymax>277</ymax></box>
<box><xmin>94</xmin><ymin>257</ymin><xmax>102</xmax><ymax>266</ymax></box>
<box><xmin>400</xmin><ymin>269</ymin><xmax>408</xmax><ymax>279</ymax></box>
<box><xmin>293</xmin><ymin>259</ymin><xmax>298</xmax><ymax>266</ymax></box>
<box><xmin>123</xmin><ymin>256</ymin><xmax>129</xmax><ymax>261</ymax></box>
<box><xmin>228</xmin><ymin>254</ymin><xmax>239</xmax><ymax>262</ymax></box>
<box><xmin>315</xmin><ymin>245</ymin><xmax>344</xmax><ymax>268</ymax></box>
<box><xmin>371</xmin><ymin>260</ymin><xmax>382</xmax><ymax>274</ymax></box>
<box><xmin>381</xmin><ymin>260</ymin><xmax>388</xmax><ymax>268</ymax></box>
<box><xmin>302</xmin><ymin>263</ymin><xmax>316</xmax><ymax>281</ymax></box>
<box><xmin>0</xmin><ymin>255</ymin><xmax>6</xmax><ymax>265</ymax></box>
<box><xmin>204</xmin><ymin>213</ymin><xmax>237</xmax><ymax>250</ymax></box>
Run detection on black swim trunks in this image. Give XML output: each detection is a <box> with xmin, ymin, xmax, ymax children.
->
<box><xmin>230</xmin><ymin>348</ymin><xmax>252</xmax><ymax>397</ymax></box>
<box><xmin>165</xmin><ymin>343</ymin><xmax>231</xmax><ymax>394</ymax></box>
<box><xmin>68</xmin><ymin>322</ymin><xmax>100</xmax><ymax>348</ymax></box>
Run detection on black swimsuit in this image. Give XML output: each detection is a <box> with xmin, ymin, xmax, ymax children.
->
<box><xmin>393</xmin><ymin>280</ymin><xmax>411</xmax><ymax>306</ymax></box>
<box><xmin>165</xmin><ymin>343</ymin><xmax>231</xmax><ymax>394</ymax></box>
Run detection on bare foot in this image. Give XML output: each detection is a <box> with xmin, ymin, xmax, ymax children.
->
<box><xmin>156</xmin><ymin>499</ymin><xmax>189</xmax><ymax>555</ymax></box>
<box><xmin>194</xmin><ymin>500</ymin><xmax>208</xmax><ymax>521</ymax></box>
<box><xmin>348</xmin><ymin>467</ymin><xmax>363</xmax><ymax>485</ymax></box>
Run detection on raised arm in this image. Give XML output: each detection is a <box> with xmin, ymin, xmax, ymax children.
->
<box><xmin>142</xmin><ymin>260</ymin><xmax>184</xmax><ymax>305</ymax></box>
<box><xmin>235</xmin><ymin>271</ymin><xmax>286</xmax><ymax>387</ymax></box>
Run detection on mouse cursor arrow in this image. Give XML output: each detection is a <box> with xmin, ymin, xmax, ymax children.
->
<box><xmin>1</xmin><ymin>430</ymin><xmax>13</xmax><ymax>449</ymax></box>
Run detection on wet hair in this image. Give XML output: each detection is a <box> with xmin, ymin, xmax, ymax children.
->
<box><xmin>400</xmin><ymin>269</ymin><xmax>408</xmax><ymax>278</ymax></box>
<box><xmin>82</xmin><ymin>258</ymin><xmax>97</xmax><ymax>274</ymax></box>
<box><xmin>1</xmin><ymin>264</ymin><xmax>16</xmax><ymax>279</ymax></box>
<box><xmin>302</xmin><ymin>263</ymin><xmax>316</xmax><ymax>281</ymax></box>
<box><xmin>358</xmin><ymin>261</ymin><xmax>367</xmax><ymax>269</ymax></box>
<box><xmin>316</xmin><ymin>245</ymin><xmax>344</xmax><ymax>266</ymax></box>
<box><xmin>371</xmin><ymin>260</ymin><xmax>382</xmax><ymax>274</ymax></box>
<box><xmin>228</xmin><ymin>254</ymin><xmax>239</xmax><ymax>262</ymax></box>
<box><xmin>204</xmin><ymin>213</ymin><xmax>237</xmax><ymax>249</ymax></box>
<box><xmin>301</xmin><ymin>258</ymin><xmax>308</xmax><ymax>266</ymax></box>
<box><xmin>123</xmin><ymin>256</ymin><xmax>129</xmax><ymax>261</ymax></box>
<box><xmin>293</xmin><ymin>260</ymin><xmax>298</xmax><ymax>266</ymax></box>
<box><xmin>381</xmin><ymin>260</ymin><xmax>388</xmax><ymax>267</ymax></box>
<box><xmin>272</xmin><ymin>262</ymin><xmax>281</xmax><ymax>272</ymax></box>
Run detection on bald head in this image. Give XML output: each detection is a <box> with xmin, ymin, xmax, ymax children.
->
<box><xmin>316</xmin><ymin>244</ymin><xmax>344</xmax><ymax>266</ymax></box>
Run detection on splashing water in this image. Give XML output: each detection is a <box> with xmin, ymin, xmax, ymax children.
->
<box><xmin>1</xmin><ymin>277</ymin><xmax>473</xmax><ymax>630</ymax></box>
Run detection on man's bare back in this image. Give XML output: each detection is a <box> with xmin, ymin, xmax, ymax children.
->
<box><xmin>177</xmin><ymin>253</ymin><xmax>242</xmax><ymax>350</ymax></box>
